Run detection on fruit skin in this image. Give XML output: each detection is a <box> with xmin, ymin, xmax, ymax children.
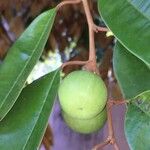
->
<box><xmin>58</xmin><ymin>70</ymin><xmax>107</xmax><ymax>119</ymax></box>
<box><xmin>62</xmin><ymin>107</ymin><xmax>107</xmax><ymax>134</ymax></box>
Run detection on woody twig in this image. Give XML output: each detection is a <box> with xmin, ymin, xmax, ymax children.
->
<box><xmin>56</xmin><ymin>0</ymin><xmax>108</xmax><ymax>73</ymax></box>
<box><xmin>92</xmin><ymin>100</ymin><xmax>128</xmax><ymax>150</ymax></box>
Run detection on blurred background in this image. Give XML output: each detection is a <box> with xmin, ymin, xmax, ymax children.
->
<box><xmin>0</xmin><ymin>0</ymin><xmax>129</xmax><ymax>150</ymax></box>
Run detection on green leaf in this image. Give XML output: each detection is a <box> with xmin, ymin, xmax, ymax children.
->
<box><xmin>0</xmin><ymin>69</ymin><xmax>60</xmax><ymax>150</ymax></box>
<box><xmin>98</xmin><ymin>0</ymin><xmax>150</xmax><ymax>67</ymax></box>
<box><xmin>113</xmin><ymin>42</ymin><xmax>150</xmax><ymax>99</ymax></box>
<box><xmin>132</xmin><ymin>91</ymin><xmax>150</xmax><ymax>117</ymax></box>
<box><xmin>0</xmin><ymin>8</ymin><xmax>56</xmax><ymax>120</ymax></box>
<box><xmin>125</xmin><ymin>103</ymin><xmax>150</xmax><ymax>150</ymax></box>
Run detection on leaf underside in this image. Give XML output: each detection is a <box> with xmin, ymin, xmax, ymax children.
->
<box><xmin>114</xmin><ymin>43</ymin><xmax>150</xmax><ymax>150</ymax></box>
<box><xmin>113</xmin><ymin>42</ymin><xmax>150</xmax><ymax>100</ymax></box>
<box><xmin>125</xmin><ymin>103</ymin><xmax>150</xmax><ymax>150</ymax></box>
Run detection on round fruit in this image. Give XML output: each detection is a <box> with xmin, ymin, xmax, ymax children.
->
<box><xmin>62</xmin><ymin>107</ymin><xmax>107</xmax><ymax>134</ymax></box>
<box><xmin>58</xmin><ymin>70</ymin><xmax>107</xmax><ymax>119</ymax></box>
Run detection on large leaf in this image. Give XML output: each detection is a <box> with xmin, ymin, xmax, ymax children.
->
<box><xmin>125</xmin><ymin>103</ymin><xmax>150</xmax><ymax>150</ymax></box>
<box><xmin>0</xmin><ymin>69</ymin><xmax>60</xmax><ymax>150</ymax></box>
<box><xmin>0</xmin><ymin>8</ymin><xmax>56</xmax><ymax>120</ymax></box>
<box><xmin>98</xmin><ymin>0</ymin><xmax>150</xmax><ymax>67</ymax></box>
<box><xmin>113</xmin><ymin>42</ymin><xmax>150</xmax><ymax>99</ymax></box>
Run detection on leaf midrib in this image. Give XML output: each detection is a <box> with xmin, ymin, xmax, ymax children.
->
<box><xmin>0</xmin><ymin>10</ymin><xmax>55</xmax><ymax>111</ymax></box>
<box><xmin>23</xmin><ymin>70</ymin><xmax>58</xmax><ymax>150</ymax></box>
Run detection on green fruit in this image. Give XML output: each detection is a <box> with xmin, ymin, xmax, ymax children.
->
<box><xmin>62</xmin><ymin>107</ymin><xmax>107</xmax><ymax>134</ymax></box>
<box><xmin>58</xmin><ymin>70</ymin><xmax>107</xmax><ymax>119</ymax></box>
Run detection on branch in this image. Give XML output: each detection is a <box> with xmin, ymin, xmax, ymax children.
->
<box><xmin>93</xmin><ymin>24</ymin><xmax>108</xmax><ymax>33</ymax></box>
<box><xmin>81</xmin><ymin>0</ymin><xmax>100</xmax><ymax>74</ymax></box>
<box><xmin>56</xmin><ymin>0</ymin><xmax>82</xmax><ymax>10</ymax></box>
<box><xmin>92</xmin><ymin>99</ymin><xmax>127</xmax><ymax>150</ymax></box>
<box><xmin>109</xmin><ymin>100</ymin><xmax>129</xmax><ymax>105</ymax></box>
<box><xmin>114</xmin><ymin>143</ymin><xmax>120</xmax><ymax>150</ymax></box>
<box><xmin>61</xmin><ymin>60</ymin><xmax>89</xmax><ymax>69</ymax></box>
<box><xmin>82</xmin><ymin>0</ymin><xmax>96</xmax><ymax>61</ymax></box>
<box><xmin>57</xmin><ymin>0</ymin><xmax>108</xmax><ymax>73</ymax></box>
<box><xmin>107</xmin><ymin>103</ymin><xmax>115</xmax><ymax>140</ymax></box>
<box><xmin>92</xmin><ymin>138</ymin><xmax>110</xmax><ymax>150</ymax></box>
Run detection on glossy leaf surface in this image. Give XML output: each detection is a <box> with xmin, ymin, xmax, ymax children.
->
<box><xmin>0</xmin><ymin>69</ymin><xmax>60</xmax><ymax>150</ymax></box>
<box><xmin>125</xmin><ymin>103</ymin><xmax>150</xmax><ymax>150</ymax></box>
<box><xmin>113</xmin><ymin>42</ymin><xmax>150</xmax><ymax>99</ymax></box>
<box><xmin>98</xmin><ymin>0</ymin><xmax>150</xmax><ymax>67</ymax></box>
<box><xmin>0</xmin><ymin>8</ymin><xmax>56</xmax><ymax>120</ymax></box>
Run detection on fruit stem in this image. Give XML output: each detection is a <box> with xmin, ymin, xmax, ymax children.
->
<box><xmin>56</xmin><ymin>0</ymin><xmax>108</xmax><ymax>74</ymax></box>
<box><xmin>56</xmin><ymin>0</ymin><xmax>82</xmax><ymax>11</ymax></box>
<box><xmin>81</xmin><ymin>0</ymin><xmax>97</xmax><ymax>73</ymax></box>
<box><xmin>82</xmin><ymin>0</ymin><xmax>95</xmax><ymax>61</ymax></box>
<box><xmin>61</xmin><ymin>60</ymin><xmax>89</xmax><ymax>69</ymax></box>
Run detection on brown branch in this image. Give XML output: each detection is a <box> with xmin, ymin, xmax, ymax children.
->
<box><xmin>92</xmin><ymin>138</ymin><xmax>110</xmax><ymax>150</ymax></box>
<box><xmin>42</xmin><ymin>124</ymin><xmax>53</xmax><ymax>150</ymax></box>
<box><xmin>107</xmin><ymin>102</ymin><xmax>115</xmax><ymax>141</ymax></box>
<box><xmin>109</xmin><ymin>100</ymin><xmax>129</xmax><ymax>105</ymax></box>
<box><xmin>113</xmin><ymin>143</ymin><xmax>120</xmax><ymax>150</ymax></box>
<box><xmin>93</xmin><ymin>24</ymin><xmax>109</xmax><ymax>33</ymax></box>
<box><xmin>92</xmin><ymin>99</ymin><xmax>127</xmax><ymax>150</ymax></box>
<box><xmin>106</xmin><ymin>100</ymin><xmax>126</xmax><ymax>150</ymax></box>
<box><xmin>81</xmin><ymin>0</ymin><xmax>99</xmax><ymax>74</ymax></box>
<box><xmin>56</xmin><ymin>0</ymin><xmax>108</xmax><ymax>73</ymax></box>
<box><xmin>82</xmin><ymin>0</ymin><xmax>96</xmax><ymax>61</ymax></box>
<box><xmin>61</xmin><ymin>60</ymin><xmax>89</xmax><ymax>69</ymax></box>
<box><xmin>56</xmin><ymin>0</ymin><xmax>82</xmax><ymax>10</ymax></box>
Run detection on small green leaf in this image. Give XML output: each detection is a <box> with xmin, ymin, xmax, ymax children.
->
<box><xmin>113</xmin><ymin>42</ymin><xmax>150</xmax><ymax>99</ymax></box>
<box><xmin>125</xmin><ymin>104</ymin><xmax>150</xmax><ymax>150</ymax></box>
<box><xmin>0</xmin><ymin>8</ymin><xmax>56</xmax><ymax>120</ymax></box>
<box><xmin>132</xmin><ymin>91</ymin><xmax>150</xmax><ymax>117</ymax></box>
<box><xmin>0</xmin><ymin>69</ymin><xmax>60</xmax><ymax>150</ymax></box>
<box><xmin>98</xmin><ymin>0</ymin><xmax>150</xmax><ymax>67</ymax></box>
